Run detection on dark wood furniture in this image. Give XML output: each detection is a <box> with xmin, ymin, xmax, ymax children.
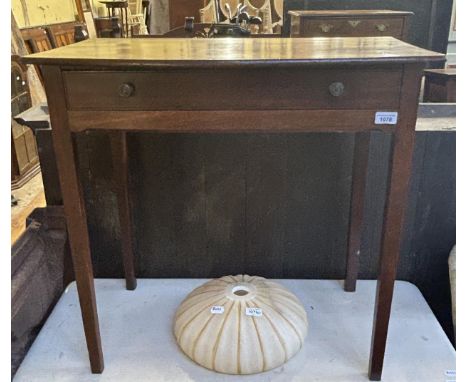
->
<box><xmin>282</xmin><ymin>0</ymin><xmax>454</xmax><ymax>60</ymax></box>
<box><xmin>24</xmin><ymin>37</ymin><xmax>443</xmax><ymax>380</ymax></box>
<box><xmin>169</xmin><ymin>0</ymin><xmax>205</xmax><ymax>29</ymax></box>
<box><xmin>46</xmin><ymin>21</ymin><xmax>87</xmax><ymax>48</ymax></box>
<box><xmin>11</xmin><ymin>56</ymin><xmax>39</xmax><ymax>189</ymax></box>
<box><xmin>20</xmin><ymin>26</ymin><xmax>53</xmax><ymax>53</ymax></box>
<box><xmin>99</xmin><ymin>0</ymin><xmax>129</xmax><ymax>37</ymax></box>
<box><xmin>423</xmin><ymin>68</ymin><xmax>456</xmax><ymax>103</ymax></box>
<box><xmin>289</xmin><ymin>10</ymin><xmax>412</xmax><ymax>40</ymax></box>
<box><xmin>14</xmin><ymin>104</ymin><xmax>63</xmax><ymax>206</ymax></box>
<box><xmin>94</xmin><ymin>16</ymin><xmax>121</xmax><ymax>37</ymax></box>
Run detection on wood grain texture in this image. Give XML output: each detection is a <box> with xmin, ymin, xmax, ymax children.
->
<box><xmin>368</xmin><ymin>63</ymin><xmax>423</xmax><ymax>381</ymax></box>
<box><xmin>110</xmin><ymin>132</ymin><xmax>137</xmax><ymax>290</ymax></box>
<box><xmin>63</xmin><ymin>68</ymin><xmax>402</xmax><ymax>111</ymax></box>
<box><xmin>23</xmin><ymin>37</ymin><xmax>444</xmax><ymax>66</ymax></box>
<box><xmin>67</xmin><ymin>110</ymin><xmax>396</xmax><ymax>133</ymax></box>
<box><xmin>344</xmin><ymin>132</ymin><xmax>370</xmax><ymax>292</ymax></box>
<box><xmin>41</xmin><ymin>66</ymin><xmax>104</xmax><ymax>373</ymax></box>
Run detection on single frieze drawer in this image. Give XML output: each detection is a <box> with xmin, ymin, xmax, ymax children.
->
<box><xmin>63</xmin><ymin>68</ymin><xmax>402</xmax><ymax>111</ymax></box>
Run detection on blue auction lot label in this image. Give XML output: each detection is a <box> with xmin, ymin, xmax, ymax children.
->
<box><xmin>375</xmin><ymin>112</ymin><xmax>398</xmax><ymax>125</ymax></box>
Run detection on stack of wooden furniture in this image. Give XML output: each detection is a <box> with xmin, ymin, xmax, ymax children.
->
<box><xmin>12</xmin><ymin>21</ymin><xmax>86</xmax><ymax>189</ymax></box>
<box><xmin>20</xmin><ymin>21</ymin><xmax>87</xmax><ymax>53</ymax></box>
<box><xmin>11</xmin><ymin>55</ymin><xmax>38</xmax><ymax>189</ymax></box>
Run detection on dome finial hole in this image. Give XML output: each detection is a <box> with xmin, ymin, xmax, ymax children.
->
<box><xmin>232</xmin><ymin>285</ymin><xmax>250</xmax><ymax>296</ymax></box>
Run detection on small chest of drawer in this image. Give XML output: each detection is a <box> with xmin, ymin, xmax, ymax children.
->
<box><xmin>289</xmin><ymin>10</ymin><xmax>412</xmax><ymax>41</ymax></box>
<box><xmin>297</xmin><ymin>17</ymin><xmax>405</xmax><ymax>38</ymax></box>
<box><xmin>63</xmin><ymin>67</ymin><xmax>402</xmax><ymax>112</ymax></box>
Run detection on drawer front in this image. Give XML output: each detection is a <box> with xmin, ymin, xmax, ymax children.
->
<box><xmin>300</xmin><ymin>17</ymin><xmax>405</xmax><ymax>38</ymax></box>
<box><xmin>63</xmin><ymin>68</ymin><xmax>402</xmax><ymax>111</ymax></box>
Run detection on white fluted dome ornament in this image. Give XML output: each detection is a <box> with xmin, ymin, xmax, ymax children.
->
<box><xmin>173</xmin><ymin>275</ymin><xmax>308</xmax><ymax>374</ymax></box>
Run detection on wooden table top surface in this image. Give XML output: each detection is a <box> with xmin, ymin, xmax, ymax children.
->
<box><xmin>23</xmin><ymin>37</ymin><xmax>444</xmax><ymax>67</ymax></box>
<box><xmin>288</xmin><ymin>10</ymin><xmax>414</xmax><ymax>17</ymax></box>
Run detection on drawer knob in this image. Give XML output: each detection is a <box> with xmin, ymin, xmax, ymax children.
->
<box><xmin>329</xmin><ymin>82</ymin><xmax>345</xmax><ymax>97</ymax></box>
<box><xmin>375</xmin><ymin>24</ymin><xmax>388</xmax><ymax>32</ymax></box>
<box><xmin>319</xmin><ymin>24</ymin><xmax>333</xmax><ymax>33</ymax></box>
<box><xmin>118</xmin><ymin>83</ymin><xmax>135</xmax><ymax>98</ymax></box>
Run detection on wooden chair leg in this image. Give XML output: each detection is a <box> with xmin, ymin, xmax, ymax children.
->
<box><xmin>110</xmin><ymin>131</ymin><xmax>137</xmax><ymax>290</ymax></box>
<box><xmin>42</xmin><ymin>66</ymin><xmax>104</xmax><ymax>373</ymax></box>
<box><xmin>344</xmin><ymin>132</ymin><xmax>370</xmax><ymax>292</ymax></box>
<box><xmin>368</xmin><ymin>64</ymin><xmax>421</xmax><ymax>381</ymax></box>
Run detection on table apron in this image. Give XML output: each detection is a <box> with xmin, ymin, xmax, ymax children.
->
<box><xmin>67</xmin><ymin>109</ymin><xmax>398</xmax><ymax>133</ymax></box>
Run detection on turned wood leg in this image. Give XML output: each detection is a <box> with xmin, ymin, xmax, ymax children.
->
<box><xmin>344</xmin><ymin>132</ymin><xmax>370</xmax><ymax>292</ymax></box>
<box><xmin>368</xmin><ymin>64</ymin><xmax>422</xmax><ymax>381</ymax></box>
<box><xmin>110</xmin><ymin>131</ymin><xmax>137</xmax><ymax>290</ymax></box>
<box><xmin>42</xmin><ymin>66</ymin><xmax>104</xmax><ymax>373</ymax></box>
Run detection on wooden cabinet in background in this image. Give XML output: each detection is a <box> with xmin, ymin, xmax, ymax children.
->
<box><xmin>11</xmin><ymin>56</ymin><xmax>40</xmax><ymax>189</ymax></box>
<box><xmin>289</xmin><ymin>10</ymin><xmax>412</xmax><ymax>40</ymax></box>
<box><xmin>423</xmin><ymin>69</ymin><xmax>456</xmax><ymax>103</ymax></box>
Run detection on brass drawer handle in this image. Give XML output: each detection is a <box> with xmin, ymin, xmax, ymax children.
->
<box><xmin>348</xmin><ymin>20</ymin><xmax>361</xmax><ymax>28</ymax></box>
<box><xmin>329</xmin><ymin>82</ymin><xmax>345</xmax><ymax>97</ymax></box>
<box><xmin>319</xmin><ymin>24</ymin><xmax>333</xmax><ymax>33</ymax></box>
<box><xmin>118</xmin><ymin>83</ymin><xmax>135</xmax><ymax>98</ymax></box>
<box><xmin>375</xmin><ymin>24</ymin><xmax>388</xmax><ymax>32</ymax></box>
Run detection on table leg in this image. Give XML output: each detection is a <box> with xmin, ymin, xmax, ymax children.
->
<box><xmin>344</xmin><ymin>132</ymin><xmax>370</xmax><ymax>292</ymax></box>
<box><xmin>119</xmin><ymin>8</ymin><xmax>124</xmax><ymax>37</ymax></box>
<box><xmin>124</xmin><ymin>8</ymin><xmax>129</xmax><ymax>37</ymax></box>
<box><xmin>42</xmin><ymin>66</ymin><xmax>104</xmax><ymax>373</ymax></box>
<box><xmin>110</xmin><ymin>131</ymin><xmax>137</xmax><ymax>290</ymax></box>
<box><xmin>368</xmin><ymin>64</ymin><xmax>422</xmax><ymax>381</ymax></box>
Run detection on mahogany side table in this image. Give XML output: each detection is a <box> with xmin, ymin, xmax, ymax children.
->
<box><xmin>23</xmin><ymin>37</ymin><xmax>443</xmax><ymax>381</ymax></box>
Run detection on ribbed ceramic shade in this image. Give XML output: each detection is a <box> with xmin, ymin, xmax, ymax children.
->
<box><xmin>173</xmin><ymin>275</ymin><xmax>308</xmax><ymax>374</ymax></box>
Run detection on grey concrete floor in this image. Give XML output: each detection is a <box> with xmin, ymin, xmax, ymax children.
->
<box><xmin>14</xmin><ymin>279</ymin><xmax>455</xmax><ymax>382</ymax></box>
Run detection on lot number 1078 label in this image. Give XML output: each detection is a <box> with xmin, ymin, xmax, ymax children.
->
<box><xmin>375</xmin><ymin>112</ymin><xmax>398</xmax><ymax>125</ymax></box>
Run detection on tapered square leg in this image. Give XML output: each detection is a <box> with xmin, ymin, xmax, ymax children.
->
<box><xmin>344</xmin><ymin>132</ymin><xmax>370</xmax><ymax>292</ymax></box>
<box><xmin>42</xmin><ymin>66</ymin><xmax>104</xmax><ymax>373</ymax></box>
<box><xmin>368</xmin><ymin>64</ymin><xmax>423</xmax><ymax>381</ymax></box>
<box><xmin>110</xmin><ymin>131</ymin><xmax>137</xmax><ymax>290</ymax></box>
